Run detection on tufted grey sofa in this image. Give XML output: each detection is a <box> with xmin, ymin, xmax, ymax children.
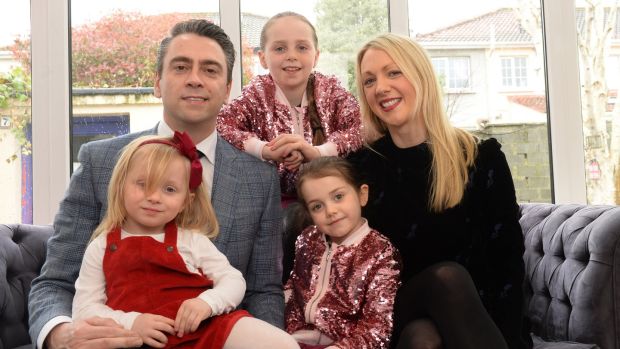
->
<box><xmin>1</xmin><ymin>203</ymin><xmax>619</xmax><ymax>349</ymax></box>
<box><xmin>0</xmin><ymin>224</ymin><xmax>52</xmax><ymax>349</ymax></box>
<box><xmin>520</xmin><ymin>203</ymin><xmax>620</xmax><ymax>349</ymax></box>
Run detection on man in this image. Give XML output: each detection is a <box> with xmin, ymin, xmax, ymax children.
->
<box><xmin>28</xmin><ymin>20</ymin><xmax>284</xmax><ymax>349</ymax></box>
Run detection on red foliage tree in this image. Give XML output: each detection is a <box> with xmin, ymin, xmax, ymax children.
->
<box><xmin>241</xmin><ymin>36</ymin><xmax>255</xmax><ymax>85</ymax></box>
<box><xmin>71</xmin><ymin>11</ymin><xmax>196</xmax><ymax>87</ymax></box>
<box><xmin>10</xmin><ymin>11</ymin><xmax>256</xmax><ymax>88</ymax></box>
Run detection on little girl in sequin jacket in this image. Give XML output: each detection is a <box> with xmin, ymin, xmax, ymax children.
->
<box><xmin>285</xmin><ymin>157</ymin><xmax>401</xmax><ymax>349</ymax></box>
<box><xmin>216</xmin><ymin>12</ymin><xmax>362</xmax><ymax>198</ymax></box>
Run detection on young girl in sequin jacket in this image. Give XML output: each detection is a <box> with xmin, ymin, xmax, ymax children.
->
<box><xmin>216</xmin><ymin>12</ymin><xmax>362</xmax><ymax>200</ymax></box>
<box><xmin>285</xmin><ymin>157</ymin><xmax>401</xmax><ymax>349</ymax></box>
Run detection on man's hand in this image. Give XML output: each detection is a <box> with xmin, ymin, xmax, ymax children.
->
<box><xmin>131</xmin><ymin>313</ymin><xmax>175</xmax><ymax>348</ymax></box>
<box><xmin>46</xmin><ymin>317</ymin><xmax>142</xmax><ymax>349</ymax></box>
<box><xmin>174</xmin><ymin>298</ymin><xmax>212</xmax><ymax>337</ymax></box>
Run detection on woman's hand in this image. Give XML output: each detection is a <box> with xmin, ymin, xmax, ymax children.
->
<box><xmin>174</xmin><ymin>298</ymin><xmax>212</xmax><ymax>337</ymax></box>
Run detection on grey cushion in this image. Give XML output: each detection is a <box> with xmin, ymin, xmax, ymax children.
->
<box><xmin>532</xmin><ymin>334</ymin><xmax>599</xmax><ymax>349</ymax></box>
<box><xmin>0</xmin><ymin>224</ymin><xmax>52</xmax><ymax>349</ymax></box>
<box><xmin>520</xmin><ymin>204</ymin><xmax>620</xmax><ymax>349</ymax></box>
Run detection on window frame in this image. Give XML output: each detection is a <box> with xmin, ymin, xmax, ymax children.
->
<box><xmin>30</xmin><ymin>0</ymin><xmax>586</xmax><ymax>224</ymax></box>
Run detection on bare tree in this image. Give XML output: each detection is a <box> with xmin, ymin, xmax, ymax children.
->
<box><xmin>516</xmin><ymin>0</ymin><xmax>619</xmax><ymax>203</ymax></box>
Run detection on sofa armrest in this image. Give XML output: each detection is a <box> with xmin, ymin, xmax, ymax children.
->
<box><xmin>520</xmin><ymin>204</ymin><xmax>620</xmax><ymax>349</ymax></box>
<box><xmin>0</xmin><ymin>224</ymin><xmax>53</xmax><ymax>349</ymax></box>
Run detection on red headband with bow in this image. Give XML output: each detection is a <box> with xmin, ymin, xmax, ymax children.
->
<box><xmin>140</xmin><ymin>131</ymin><xmax>203</xmax><ymax>190</ymax></box>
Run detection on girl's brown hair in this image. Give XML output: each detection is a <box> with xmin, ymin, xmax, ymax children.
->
<box><xmin>306</xmin><ymin>74</ymin><xmax>326</xmax><ymax>145</ymax></box>
<box><xmin>296</xmin><ymin>157</ymin><xmax>364</xmax><ymax>205</ymax></box>
<box><xmin>91</xmin><ymin>135</ymin><xmax>219</xmax><ymax>240</ymax></box>
<box><xmin>260</xmin><ymin>12</ymin><xmax>325</xmax><ymax>145</ymax></box>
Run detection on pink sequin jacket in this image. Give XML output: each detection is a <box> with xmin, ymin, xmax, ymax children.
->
<box><xmin>285</xmin><ymin>222</ymin><xmax>401</xmax><ymax>349</ymax></box>
<box><xmin>216</xmin><ymin>72</ymin><xmax>362</xmax><ymax>195</ymax></box>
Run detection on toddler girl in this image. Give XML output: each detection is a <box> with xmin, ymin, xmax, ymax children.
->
<box><xmin>285</xmin><ymin>157</ymin><xmax>401</xmax><ymax>349</ymax></box>
<box><xmin>72</xmin><ymin>131</ymin><xmax>299</xmax><ymax>349</ymax></box>
<box><xmin>217</xmin><ymin>12</ymin><xmax>362</xmax><ymax>201</ymax></box>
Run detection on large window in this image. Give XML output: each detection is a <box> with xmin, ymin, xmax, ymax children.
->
<box><xmin>410</xmin><ymin>0</ymin><xmax>552</xmax><ymax>203</ymax></box>
<box><xmin>1</xmin><ymin>1</ymin><xmax>32</xmax><ymax>223</ymax></box>
<box><xmin>70</xmin><ymin>1</ymin><xmax>219</xmax><ymax>168</ymax></box>
<box><xmin>24</xmin><ymin>2</ymin><xmax>612</xmax><ymax>221</ymax></box>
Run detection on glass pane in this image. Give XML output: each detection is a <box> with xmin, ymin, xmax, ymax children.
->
<box><xmin>574</xmin><ymin>3</ymin><xmax>620</xmax><ymax>204</ymax></box>
<box><xmin>409</xmin><ymin>0</ymin><xmax>552</xmax><ymax>203</ymax></box>
<box><xmin>0</xmin><ymin>1</ymin><xmax>32</xmax><ymax>223</ymax></box>
<box><xmin>70</xmin><ymin>1</ymin><xmax>219</xmax><ymax>170</ymax></box>
<box><xmin>240</xmin><ymin>0</ymin><xmax>389</xmax><ymax>93</ymax></box>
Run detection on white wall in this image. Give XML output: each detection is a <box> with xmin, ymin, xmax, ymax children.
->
<box><xmin>0</xmin><ymin>130</ymin><xmax>22</xmax><ymax>222</ymax></box>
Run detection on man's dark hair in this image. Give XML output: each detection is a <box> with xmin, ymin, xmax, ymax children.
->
<box><xmin>156</xmin><ymin>19</ymin><xmax>235</xmax><ymax>83</ymax></box>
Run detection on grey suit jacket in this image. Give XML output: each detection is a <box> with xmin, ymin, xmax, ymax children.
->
<box><xmin>28</xmin><ymin>126</ymin><xmax>284</xmax><ymax>343</ymax></box>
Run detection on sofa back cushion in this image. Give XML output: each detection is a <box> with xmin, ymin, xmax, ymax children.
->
<box><xmin>519</xmin><ymin>204</ymin><xmax>620</xmax><ymax>349</ymax></box>
<box><xmin>0</xmin><ymin>224</ymin><xmax>52</xmax><ymax>349</ymax></box>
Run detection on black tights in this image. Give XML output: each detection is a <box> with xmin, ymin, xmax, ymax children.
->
<box><xmin>393</xmin><ymin>262</ymin><xmax>508</xmax><ymax>349</ymax></box>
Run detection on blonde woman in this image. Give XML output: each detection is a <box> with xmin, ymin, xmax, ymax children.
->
<box><xmin>348</xmin><ymin>34</ymin><xmax>531</xmax><ymax>349</ymax></box>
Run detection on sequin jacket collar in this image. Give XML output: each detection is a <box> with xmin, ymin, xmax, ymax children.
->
<box><xmin>285</xmin><ymin>223</ymin><xmax>401</xmax><ymax>348</ymax></box>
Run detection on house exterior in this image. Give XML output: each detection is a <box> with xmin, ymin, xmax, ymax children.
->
<box><xmin>415</xmin><ymin>8</ymin><xmax>547</xmax><ymax>129</ymax></box>
<box><xmin>415</xmin><ymin>8</ymin><xmax>553</xmax><ymax>203</ymax></box>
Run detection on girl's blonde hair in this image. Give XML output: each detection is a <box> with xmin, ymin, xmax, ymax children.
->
<box><xmin>355</xmin><ymin>33</ymin><xmax>478</xmax><ymax>212</ymax></box>
<box><xmin>91</xmin><ymin>135</ymin><xmax>219</xmax><ymax>240</ymax></box>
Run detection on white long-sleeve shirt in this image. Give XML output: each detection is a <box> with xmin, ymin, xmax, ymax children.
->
<box><xmin>72</xmin><ymin>228</ymin><xmax>246</xmax><ymax>330</ymax></box>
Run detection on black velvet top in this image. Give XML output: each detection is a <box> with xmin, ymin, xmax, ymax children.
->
<box><xmin>348</xmin><ymin>135</ymin><xmax>532</xmax><ymax>349</ymax></box>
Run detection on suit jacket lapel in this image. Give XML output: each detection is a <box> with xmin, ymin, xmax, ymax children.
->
<box><xmin>211</xmin><ymin>136</ymin><xmax>238</xmax><ymax>251</ymax></box>
<box><xmin>148</xmin><ymin>124</ymin><xmax>158</xmax><ymax>135</ymax></box>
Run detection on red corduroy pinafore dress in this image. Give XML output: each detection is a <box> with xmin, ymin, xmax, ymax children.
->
<box><xmin>103</xmin><ymin>222</ymin><xmax>250</xmax><ymax>348</ymax></box>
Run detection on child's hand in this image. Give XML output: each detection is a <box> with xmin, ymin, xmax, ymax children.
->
<box><xmin>174</xmin><ymin>298</ymin><xmax>213</xmax><ymax>337</ymax></box>
<box><xmin>262</xmin><ymin>144</ymin><xmax>293</xmax><ymax>163</ymax></box>
<box><xmin>131</xmin><ymin>313</ymin><xmax>175</xmax><ymax>348</ymax></box>
<box><xmin>268</xmin><ymin>134</ymin><xmax>321</xmax><ymax>163</ymax></box>
<box><xmin>283</xmin><ymin>150</ymin><xmax>304</xmax><ymax>171</ymax></box>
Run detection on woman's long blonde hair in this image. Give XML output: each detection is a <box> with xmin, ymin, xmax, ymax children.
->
<box><xmin>91</xmin><ymin>135</ymin><xmax>219</xmax><ymax>240</ymax></box>
<box><xmin>355</xmin><ymin>33</ymin><xmax>478</xmax><ymax>212</ymax></box>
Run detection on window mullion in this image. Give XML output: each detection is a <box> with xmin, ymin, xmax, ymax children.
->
<box><xmin>542</xmin><ymin>0</ymin><xmax>586</xmax><ymax>203</ymax></box>
<box><xmin>219</xmin><ymin>0</ymin><xmax>242</xmax><ymax>99</ymax></box>
<box><xmin>31</xmin><ymin>0</ymin><xmax>71</xmax><ymax>224</ymax></box>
